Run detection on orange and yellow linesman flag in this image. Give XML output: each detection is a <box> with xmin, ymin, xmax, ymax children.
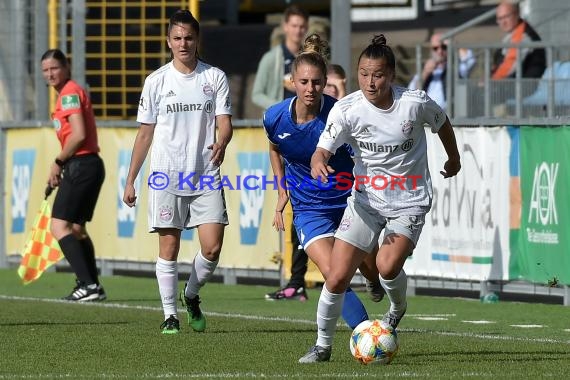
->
<box><xmin>17</xmin><ymin>187</ymin><xmax>63</xmax><ymax>284</ymax></box>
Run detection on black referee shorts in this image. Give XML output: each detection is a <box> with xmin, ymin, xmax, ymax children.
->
<box><xmin>52</xmin><ymin>154</ymin><xmax>105</xmax><ymax>225</ymax></box>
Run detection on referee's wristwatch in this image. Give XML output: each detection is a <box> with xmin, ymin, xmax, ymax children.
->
<box><xmin>55</xmin><ymin>158</ymin><xmax>66</xmax><ymax>167</ymax></box>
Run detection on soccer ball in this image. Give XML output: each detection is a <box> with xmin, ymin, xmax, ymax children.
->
<box><xmin>349</xmin><ymin>319</ymin><xmax>399</xmax><ymax>364</ymax></box>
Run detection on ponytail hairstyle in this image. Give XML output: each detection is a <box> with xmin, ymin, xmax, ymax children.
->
<box><xmin>291</xmin><ymin>33</ymin><xmax>329</xmax><ymax>78</ymax></box>
<box><xmin>358</xmin><ymin>34</ymin><xmax>396</xmax><ymax>72</ymax></box>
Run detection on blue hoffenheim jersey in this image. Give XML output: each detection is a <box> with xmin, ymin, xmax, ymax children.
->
<box><xmin>263</xmin><ymin>95</ymin><xmax>354</xmax><ymax>211</ymax></box>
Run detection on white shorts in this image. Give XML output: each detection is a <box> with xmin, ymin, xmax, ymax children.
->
<box><xmin>148</xmin><ymin>188</ymin><xmax>228</xmax><ymax>232</ymax></box>
<box><xmin>334</xmin><ymin>196</ymin><xmax>425</xmax><ymax>253</ymax></box>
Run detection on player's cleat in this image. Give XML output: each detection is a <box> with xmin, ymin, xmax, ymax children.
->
<box><xmin>382</xmin><ymin>306</ymin><xmax>407</xmax><ymax>329</ymax></box>
<box><xmin>265</xmin><ymin>286</ymin><xmax>308</xmax><ymax>301</ymax></box>
<box><xmin>365</xmin><ymin>280</ymin><xmax>385</xmax><ymax>302</ymax></box>
<box><xmin>181</xmin><ymin>291</ymin><xmax>206</xmax><ymax>332</ymax></box>
<box><xmin>63</xmin><ymin>282</ymin><xmax>99</xmax><ymax>302</ymax></box>
<box><xmin>160</xmin><ymin>315</ymin><xmax>180</xmax><ymax>334</ymax></box>
<box><xmin>298</xmin><ymin>345</ymin><xmax>332</xmax><ymax>363</ymax></box>
<box><xmin>97</xmin><ymin>285</ymin><xmax>107</xmax><ymax>301</ymax></box>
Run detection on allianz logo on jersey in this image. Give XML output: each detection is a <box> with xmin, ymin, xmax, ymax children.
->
<box><xmin>166</xmin><ymin>100</ymin><xmax>213</xmax><ymax>114</ymax></box>
<box><xmin>117</xmin><ymin>150</ymin><xmax>145</xmax><ymax>237</ymax></box>
<box><xmin>358</xmin><ymin>141</ymin><xmax>399</xmax><ymax>153</ymax></box>
<box><xmin>238</xmin><ymin>152</ymin><xmax>269</xmax><ymax>245</ymax></box>
<box><xmin>11</xmin><ymin>149</ymin><xmax>36</xmax><ymax>233</ymax></box>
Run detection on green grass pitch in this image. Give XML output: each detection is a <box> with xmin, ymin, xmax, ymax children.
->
<box><xmin>1</xmin><ymin>269</ymin><xmax>569</xmax><ymax>379</ymax></box>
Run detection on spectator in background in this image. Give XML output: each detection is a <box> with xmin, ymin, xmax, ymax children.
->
<box><xmin>252</xmin><ymin>4</ymin><xmax>309</xmax><ymax>110</ymax></box>
<box><xmin>41</xmin><ymin>48</ymin><xmax>106</xmax><ymax>302</ymax></box>
<box><xmin>492</xmin><ymin>0</ymin><xmax>546</xmax><ymax>79</ymax></box>
<box><xmin>408</xmin><ymin>32</ymin><xmax>476</xmax><ymax>111</ymax></box>
<box><xmin>324</xmin><ymin>64</ymin><xmax>347</xmax><ymax>100</ymax></box>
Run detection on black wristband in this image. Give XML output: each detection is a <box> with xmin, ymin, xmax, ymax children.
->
<box><xmin>55</xmin><ymin>158</ymin><xmax>66</xmax><ymax>167</ymax></box>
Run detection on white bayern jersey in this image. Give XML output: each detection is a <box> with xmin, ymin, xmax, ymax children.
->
<box><xmin>317</xmin><ymin>85</ymin><xmax>446</xmax><ymax>217</ymax></box>
<box><xmin>137</xmin><ymin>60</ymin><xmax>232</xmax><ymax>195</ymax></box>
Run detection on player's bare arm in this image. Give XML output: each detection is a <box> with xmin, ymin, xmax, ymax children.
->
<box><xmin>437</xmin><ymin>118</ymin><xmax>461</xmax><ymax>178</ymax></box>
<box><xmin>209</xmin><ymin>114</ymin><xmax>233</xmax><ymax>166</ymax></box>
<box><xmin>123</xmin><ymin>123</ymin><xmax>155</xmax><ymax>207</ymax></box>
<box><xmin>269</xmin><ymin>142</ymin><xmax>288</xmax><ymax>231</ymax></box>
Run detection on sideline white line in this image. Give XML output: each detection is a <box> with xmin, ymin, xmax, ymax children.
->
<box><xmin>462</xmin><ymin>320</ymin><xmax>496</xmax><ymax>324</ymax></box>
<box><xmin>414</xmin><ymin>317</ymin><xmax>449</xmax><ymax>321</ymax></box>
<box><xmin>404</xmin><ymin>328</ymin><xmax>570</xmax><ymax>344</ymax></box>
<box><xmin>2</xmin><ymin>294</ymin><xmax>570</xmax><ymax>345</ymax></box>
<box><xmin>0</xmin><ymin>294</ymin><xmax>316</xmax><ymax>325</ymax></box>
<box><xmin>0</xmin><ymin>371</ymin><xmax>502</xmax><ymax>379</ymax></box>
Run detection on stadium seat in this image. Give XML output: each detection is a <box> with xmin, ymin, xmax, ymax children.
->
<box><xmin>521</xmin><ymin>61</ymin><xmax>570</xmax><ymax>106</ymax></box>
<box><xmin>505</xmin><ymin>61</ymin><xmax>570</xmax><ymax>116</ymax></box>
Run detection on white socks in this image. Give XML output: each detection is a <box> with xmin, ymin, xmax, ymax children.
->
<box><xmin>316</xmin><ymin>284</ymin><xmax>345</xmax><ymax>348</ymax></box>
<box><xmin>184</xmin><ymin>251</ymin><xmax>218</xmax><ymax>299</ymax></box>
<box><xmin>380</xmin><ymin>269</ymin><xmax>408</xmax><ymax>317</ymax></box>
<box><xmin>156</xmin><ymin>257</ymin><xmax>178</xmax><ymax>319</ymax></box>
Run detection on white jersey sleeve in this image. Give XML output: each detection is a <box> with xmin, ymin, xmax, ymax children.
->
<box><xmin>214</xmin><ymin>71</ymin><xmax>232</xmax><ymax>116</ymax></box>
<box><xmin>137</xmin><ymin>72</ymin><xmax>161</xmax><ymax>124</ymax></box>
<box><xmin>316</xmin><ymin>102</ymin><xmax>350</xmax><ymax>154</ymax></box>
<box><xmin>420</xmin><ymin>94</ymin><xmax>447</xmax><ymax>134</ymax></box>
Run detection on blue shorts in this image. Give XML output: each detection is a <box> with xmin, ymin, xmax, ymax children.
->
<box><xmin>293</xmin><ymin>208</ymin><xmax>345</xmax><ymax>250</ymax></box>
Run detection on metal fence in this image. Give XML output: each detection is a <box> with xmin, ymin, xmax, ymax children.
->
<box><xmin>0</xmin><ymin>0</ymin><xmax>192</xmax><ymax>122</ymax></box>
<box><xmin>2</xmin><ymin>1</ymin><xmax>569</xmax><ymax>126</ymax></box>
<box><xmin>411</xmin><ymin>40</ymin><xmax>570</xmax><ymax>126</ymax></box>
<box><xmin>82</xmin><ymin>0</ymin><xmax>192</xmax><ymax>119</ymax></box>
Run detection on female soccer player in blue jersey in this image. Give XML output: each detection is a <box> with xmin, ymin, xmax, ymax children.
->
<box><xmin>263</xmin><ymin>34</ymin><xmax>378</xmax><ymax>335</ymax></box>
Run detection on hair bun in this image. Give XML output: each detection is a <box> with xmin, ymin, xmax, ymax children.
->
<box><xmin>301</xmin><ymin>33</ymin><xmax>330</xmax><ymax>60</ymax></box>
<box><xmin>371</xmin><ymin>34</ymin><xmax>387</xmax><ymax>46</ymax></box>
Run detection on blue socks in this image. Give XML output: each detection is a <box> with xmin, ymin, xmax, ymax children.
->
<box><xmin>341</xmin><ymin>287</ymin><xmax>369</xmax><ymax>329</ymax></box>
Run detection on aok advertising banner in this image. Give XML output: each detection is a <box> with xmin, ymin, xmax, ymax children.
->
<box><xmin>510</xmin><ymin>126</ymin><xmax>570</xmax><ymax>284</ymax></box>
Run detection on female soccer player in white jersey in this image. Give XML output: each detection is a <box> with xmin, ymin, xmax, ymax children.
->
<box><xmin>122</xmin><ymin>10</ymin><xmax>233</xmax><ymax>334</ymax></box>
<box><xmin>263</xmin><ymin>34</ymin><xmax>381</xmax><ymax>334</ymax></box>
<box><xmin>299</xmin><ymin>34</ymin><xmax>461</xmax><ymax>363</ymax></box>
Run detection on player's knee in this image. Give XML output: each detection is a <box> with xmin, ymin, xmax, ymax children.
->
<box><xmin>71</xmin><ymin>225</ymin><xmax>87</xmax><ymax>240</ymax></box>
<box><xmin>326</xmin><ymin>274</ymin><xmax>351</xmax><ymax>293</ymax></box>
<box><xmin>201</xmin><ymin>244</ymin><xmax>222</xmax><ymax>261</ymax></box>
<box><xmin>378</xmin><ymin>266</ymin><xmax>400</xmax><ymax>280</ymax></box>
<box><xmin>50</xmin><ymin>219</ymin><xmax>72</xmax><ymax>240</ymax></box>
<box><xmin>319</xmin><ymin>264</ymin><xmax>331</xmax><ymax>279</ymax></box>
